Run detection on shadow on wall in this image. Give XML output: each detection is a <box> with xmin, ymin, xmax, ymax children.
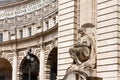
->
<box><xmin>0</xmin><ymin>58</ymin><xmax>12</xmax><ymax>80</ymax></box>
<box><xmin>46</xmin><ymin>47</ymin><xmax>58</xmax><ymax>80</ymax></box>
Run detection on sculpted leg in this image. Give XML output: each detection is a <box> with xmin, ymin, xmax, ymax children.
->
<box><xmin>69</xmin><ymin>47</ymin><xmax>76</xmax><ymax>59</ymax></box>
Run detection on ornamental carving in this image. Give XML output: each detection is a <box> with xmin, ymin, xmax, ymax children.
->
<box><xmin>0</xmin><ymin>0</ymin><xmax>57</xmax><ymax>19</ymax></box>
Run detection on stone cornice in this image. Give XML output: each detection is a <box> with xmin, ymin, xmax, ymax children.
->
<box><xmin>0</xmin><ymin>24</ymin><xmax>58</xmax><ymax>45</ymax></box>
<box><xmin>0</xmin><ymin>0</ymin><xmax>31</xmax><ymax>9</ymax></box>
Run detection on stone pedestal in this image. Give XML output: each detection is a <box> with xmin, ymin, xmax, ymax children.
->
<box><xmin>87</xmin><ymin>77</ymin><xmax>102</xmax><ymax>80</ymax></box>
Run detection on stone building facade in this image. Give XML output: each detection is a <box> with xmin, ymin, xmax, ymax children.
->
<box><xmin>0</xmin><ymin>0</ymin><xmax>119</xmax><ymax>80</ymax></box>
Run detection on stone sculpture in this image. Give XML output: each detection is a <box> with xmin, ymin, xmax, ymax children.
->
<box><xmin>63</xmin><ymin>27</ymin><xmax>97</xmax><ymax>80</ymax></box>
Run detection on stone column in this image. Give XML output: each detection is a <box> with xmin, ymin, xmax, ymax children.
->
<box><xmin>39</xmin><ymin>45</ymin><xmax>45</xmax><ymax>80</ymax></box>
<box><xmin>12</xmin><ymin>51</ymin><xmax>17</xmax><ymax>80</ymax></box>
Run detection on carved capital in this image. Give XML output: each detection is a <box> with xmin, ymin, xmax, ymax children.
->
<box><xmin>11</xmin><ymin>49</ymin><xmax>17</xmax><ymax>57</ymax></box>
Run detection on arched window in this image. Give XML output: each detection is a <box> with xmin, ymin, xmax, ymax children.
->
<box><xmin>46</xmin><ymin>47</ymin><xmax>57</xmax><ymax>80</ymax></box>
<box><xmin>0</xmin><ymin>58</ymin><xmax>12</xmax><ymax>80</ymax></box>
<box><xmin>20</xmin><ymin>54</ymin><xmax>39</xmax><ymax>80</ymax></box>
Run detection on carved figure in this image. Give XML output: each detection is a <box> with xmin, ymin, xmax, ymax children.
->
<box><xmin>69</xmin><ymin>27</ymin><xmax>96</xmax><ymax>68</ymax></box>
<box><xmin>63</xmin><ymin>27</ymin><xmax>96</xmax><ymax>80</ymax></box>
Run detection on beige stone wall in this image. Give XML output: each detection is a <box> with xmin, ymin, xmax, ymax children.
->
<box><xmin>80</xmin><ymin>0</ymin><xmax>96</xmax><ymax>26</ymax></box>
<box><xmin>57</xmin><ymin>0</ymin><xmax>97</xmax><ymax>79</ymax></box>
<box><xmin>97</xmin><ymin>0</ymin><xmax>120</xmax><ymax>80</ymax></box>
<box><xmin>0</xmin><ymin>13</ymin><xmax>57</xmax><ymax>41</ymax></box>
<box><xmin>0</xmin><ymin>26</ymin><xmax>58</xmax><ymax>80</ymax></box>
<box><xmin>58</xmin><ymin>0</ymin><xmax>78</xmax><ymax>79</ymax></box>
<box><xmin>0</xmin><ymin>0</ymin><xmax>59</xmax><ymax>80</ymax></box>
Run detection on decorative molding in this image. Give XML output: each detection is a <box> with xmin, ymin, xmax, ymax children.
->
<box><xmin>0</xmin><ymin>0</ymin><xmax>58</xmax><ymax>19</ymax></box>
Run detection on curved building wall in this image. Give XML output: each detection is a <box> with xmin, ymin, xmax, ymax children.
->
<box><xmin>0</xmin><ymin>0</ymin><xmax>58</xmax><ymax>80</ymax></box>
<box><xmin>0</xmin><ymin>0</ymin><xmax>58</xmax><ymax>40</ymax></box>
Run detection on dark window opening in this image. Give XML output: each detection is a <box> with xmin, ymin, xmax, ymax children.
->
<box><xmin>28</xmin><ymin>27</ymin><xmax>32</xmax><ymax>37</ymax></box>
<box><xmin>19</xmin><ymin>30</ymin><xmax>23</xmax><ymax>39</ymax></box>
<box><xmin>45</xmin><ymin>21</ymin><xmax>49</xmax><ymax>30</ymax></box>
<box><xmin>53</xmin><ymin>17</ymin><xmax>56</xmax><ymax>25</ymax></box>
<box><xmin>0</xmin><ymin>33</ymin><xmax>3</xmax><ymax>42</ymax></box>
<box><xmin>0</xmin><ymin>75</ymin><xmax>5</xmax><ymax>80</ymax></box>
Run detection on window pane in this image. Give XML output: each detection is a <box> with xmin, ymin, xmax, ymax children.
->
<box><xmin>46</xmin><ymin>21</ymin><xmax>49</xmax><ymax>30</ymax></box>
<box><xmin>28</xmin><ymin>28</ymin><xmax>32</xmax><ymax>37</ymax></box>
<box><xmin>19</xmin><ymin>30</ymin><xmax>23</xmax><ymax>39</ymax></box>
<box><xmin>0</xmin><ymin>33</ymin><xmax>3</xmax><ymax>42</ymax></box>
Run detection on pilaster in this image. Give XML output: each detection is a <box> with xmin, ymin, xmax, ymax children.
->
<box><xmin>12</xmin><ymin>50</ymin><xmax>17</xmax><ymax>80</ymax></box>
<box><xmin>58</xmin><ymin>0</ymin><xmax>78</xmax><ymax>79</ymax></box>
<box><xmin>39</xmin><ymin>45</ymin><xmax>45</xmax><ymax>80</ymax></box>
<box><xmin>97</xmin><ymin>0</ymin><xmax>120</xmax><ymax>80</ymax></box>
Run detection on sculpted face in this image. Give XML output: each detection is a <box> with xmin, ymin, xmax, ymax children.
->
<box><xmin>80</xmin><ymin>31</ymin><xmax>86</xmax><ymax>37</ymax></box>
<box><xmin>79</xmin><ymin>27</ymin><xmax>86</xmax><ymax>37</ymax></box>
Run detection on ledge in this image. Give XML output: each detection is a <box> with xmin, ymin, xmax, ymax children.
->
<box><xmin>0</xmin><ymin>23</ymin><xmax>58</xmax><ymax>45</ymax></box>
